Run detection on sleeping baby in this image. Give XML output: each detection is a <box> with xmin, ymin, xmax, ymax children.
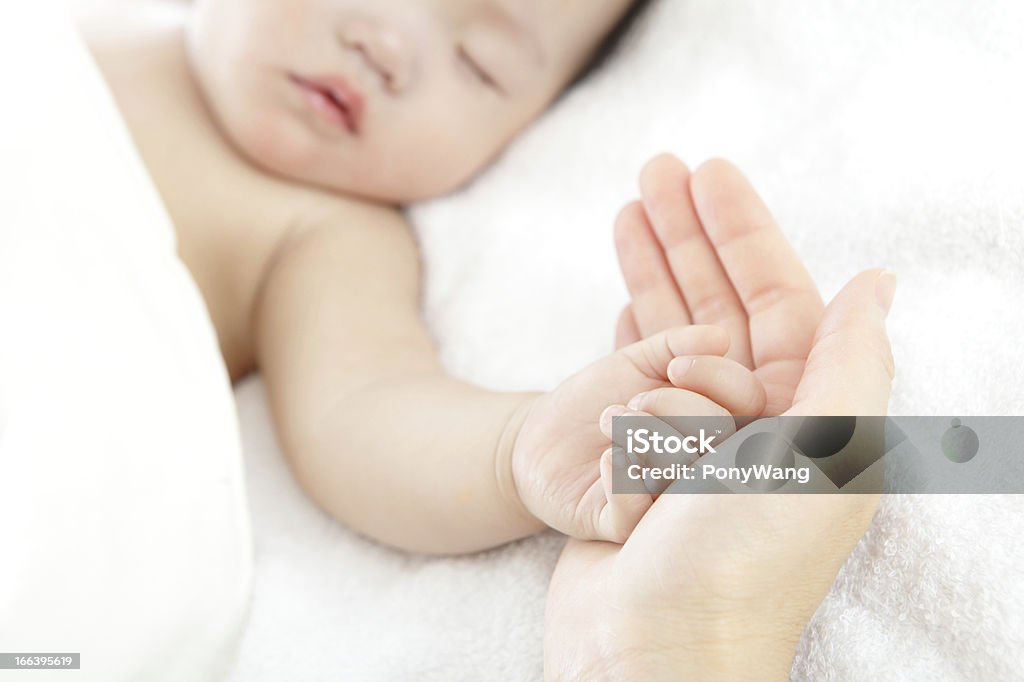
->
<box><xmin>79</xmin><ymin>0</ymin><xmax>768</xmax><ymax>552</ymax></box>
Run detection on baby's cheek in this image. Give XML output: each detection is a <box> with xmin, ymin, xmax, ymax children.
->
<box><xmin>412</xmin><ymin>139</ymin><xmax>498</xmax><ymax>199</ymax></box>
<box><xmin>232</xmin><ymin>108</ymin><xmax>323</xmax><ymax>180</ymax></box>
<box><xmin>369</xmin><ymin>144</ymin><xmax>481</xmax><ymax>202</ymax></box>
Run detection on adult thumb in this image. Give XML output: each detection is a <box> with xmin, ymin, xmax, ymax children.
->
<box><xmin>788</xmin><ymin>269</ymin><xmax>897</xmax><ymax>416</ymax></box>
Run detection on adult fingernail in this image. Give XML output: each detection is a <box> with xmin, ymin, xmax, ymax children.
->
<box><xmin>668</xmin><ymin>357</ymin><xmax>695</xmax><ymax>385</ymax></box>
<box><xmin>600</xmin><ymin>404</ymin><xmax>628</xmax><ymax>438</ymax></box>
<box><xmin>627</xmin><ymin>392</ymin><xmax>648</xmax><ymax>411</ymax></box>
<box><xmin>876</xmin><ymin>271</ymin><xmax>898</xmax><ymax>315</ymax></box>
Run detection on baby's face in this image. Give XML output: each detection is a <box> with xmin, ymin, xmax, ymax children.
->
<box><xmin>187</xmin><ymin>0</ymin><xmax>633</xmax><ymax>202</ymax></box>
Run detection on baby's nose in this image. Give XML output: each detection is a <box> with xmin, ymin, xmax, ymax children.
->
<box><xmin>339</xmin><ymin>18</ymin><xmax>417</xmax><ymax>94</ymax></box>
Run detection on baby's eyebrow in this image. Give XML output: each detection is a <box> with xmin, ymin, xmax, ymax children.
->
<box><xmin>482</xmin><ymin>0</ymin><xmax>546</xmax><ymax>66</ymax></box>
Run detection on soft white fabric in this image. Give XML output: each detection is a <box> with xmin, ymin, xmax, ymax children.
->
<box><xmin>232</xmin><ymin>0</ymin><xmax>1024</xmax><ymax>679</ymax></box>
<box><xmin>0</xmin><ymin>5</ymin><xmax>251</xmax><ymax>681</ymax></box>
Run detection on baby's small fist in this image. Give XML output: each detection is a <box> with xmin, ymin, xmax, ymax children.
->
<box><xmin>637</xmin><ymin>355</ymin><xmax>766</xmax><ymax>418</ymax></box>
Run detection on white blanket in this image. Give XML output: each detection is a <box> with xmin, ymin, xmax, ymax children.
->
<box><xmin>231</xmin><ymin>0</ymin><xmax>1024</xmax><ymax>679</ymax></box>
<box><xmin>0</xmin><ymin>4</ymin><xmax>251</xmax><ymax>681</ymax></box>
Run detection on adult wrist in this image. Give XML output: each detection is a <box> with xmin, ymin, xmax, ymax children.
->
<box><xmin>612</xmin><ymin>605</ymin><xmax>802</xmax><ymax>680</ymax></box>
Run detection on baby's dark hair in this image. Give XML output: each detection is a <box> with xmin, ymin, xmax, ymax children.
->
<box><xmin>574</xmin><ymin>0</ymin><xmax>656</xmax><ymax>86</ymax></box>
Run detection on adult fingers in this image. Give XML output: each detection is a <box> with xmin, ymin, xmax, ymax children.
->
<box><xmin>690</xmin><ymin>159</ymin><xmax>824</xmax><ymax>412</ymax></box>
<box><xmin>614</xmin><ymin>200</ymin><xmax>691</xmax><ymax>337</ymax></box>
<box><xmin>639</xmin><ymin>154</ymin><xmax>752</xmax><ymax>366</ymax></box>
<box><xmin>789</xmin><ymin>269</ymin><xmax>897</xmax><ymax>416</ymax></box>
<box><xmin>614</xmin><ymin>304</ymin><xmax>641</xmax><ymax>350</ymax></box>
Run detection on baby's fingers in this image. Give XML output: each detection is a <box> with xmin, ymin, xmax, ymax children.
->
<box><xmin>666</xmin><ymin>355</ymin><xmax>767</xmax><ymax>417</ymax></box>
<box><xmin>627</xmin><ymin>386</ymin><xmax>732</xmax><ymax>420</ymax></box>
<box><xmin>598</xmin><ymin>447</ymin><xmax>653</xmax><ymax>543</ymax></box>
<box><xmin>618</xmin><ymin>324</ymin><xmax>730</xmax><ymax>383</ymax></box>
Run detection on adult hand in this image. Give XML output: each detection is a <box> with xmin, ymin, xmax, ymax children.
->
<box><xmin>547</xmin><ymin>269</ymin><xmax>895</xmax><ymax>681</ymax></box>
<box><xmin>613</xmin><ymin>155</ymin><xmax>825</xmax><ymax>416</ymax></box>
<box><xmin>544</xmin><ymin>156</ymin><xmax>897</xmax><ymax>680</ymax></box>
<box><xmin>595</xmin><ymin>156</ymin><xmax>894</xmax><ymax>536</ymax></box>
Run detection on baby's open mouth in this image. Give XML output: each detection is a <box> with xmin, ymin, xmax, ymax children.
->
<box><xmin>289</xmin><ymin>73</ymin><xmax>365</xmax><ymax>135</ymax></box>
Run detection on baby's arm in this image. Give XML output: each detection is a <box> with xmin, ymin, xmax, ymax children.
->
<box><xmin>254</xmin><ymin>200</ymin><xmax>758</xmax><ymax>552</ymax></box>
<box><xmin>255</xmin><ymin>204</ymin><xmax>543</xmax><ymax>555</ymax></box>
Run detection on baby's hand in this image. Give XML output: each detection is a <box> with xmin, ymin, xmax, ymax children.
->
<box><xmin>592</xmin><ymin>357</ymin><xmax>767</xmax><ymax>539</ymax></box>
<box><xmin>511</xmin><ymin>325</ymin><xmax>765</xmax><ymax>543</ymax></box>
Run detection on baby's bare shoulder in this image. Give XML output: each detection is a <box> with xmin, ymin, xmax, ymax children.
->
<box><xmin>275</xmin><ymin>191</ymin><xmax>420</xmax><ymax>290</ymax></box>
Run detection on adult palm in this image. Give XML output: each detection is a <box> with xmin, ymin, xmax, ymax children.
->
<box><xmin>613</xmin><ymin>155</ymin><xmax>827</xmax><ymax>416</ymax></box>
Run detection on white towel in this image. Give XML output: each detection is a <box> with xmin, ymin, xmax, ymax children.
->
<box><xmin>233</xmin><ymin>0</ymin><xmax>1024</xmax><ymax>679</ymax></box>
<box><xmin>0</xmin><ymin>4</ymin><xmax>251</xmax><ymax>681</ymax></box>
